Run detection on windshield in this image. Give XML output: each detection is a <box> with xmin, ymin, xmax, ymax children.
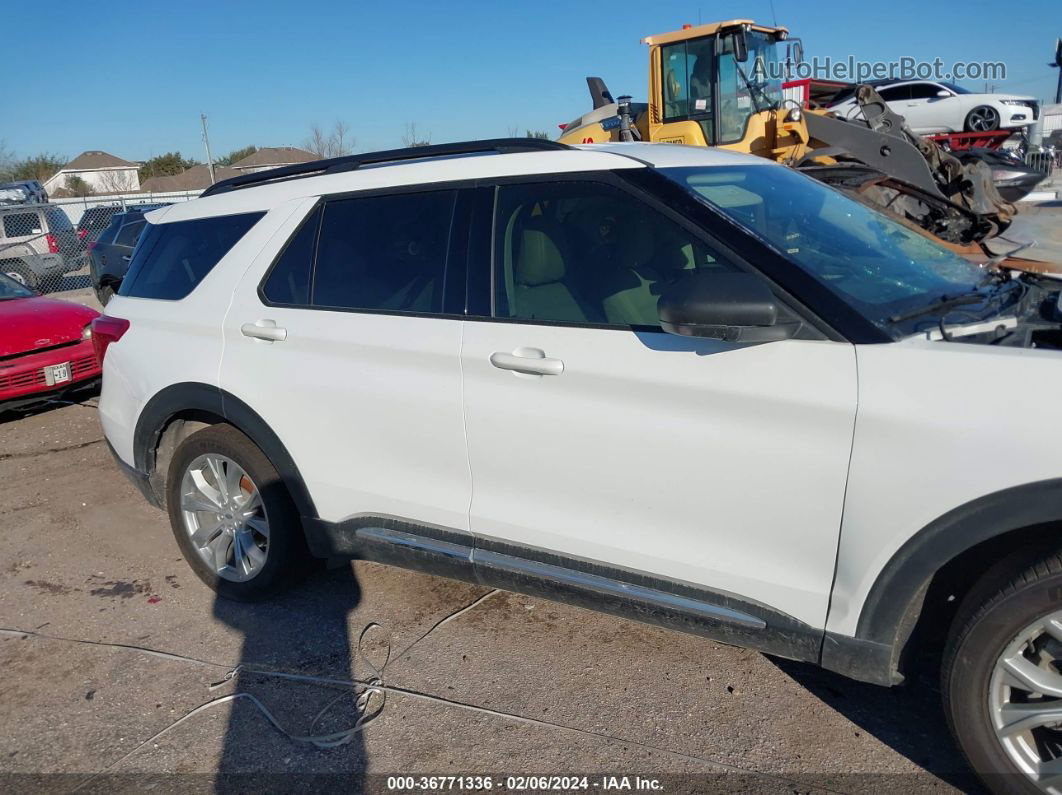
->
<box><xmin>939</xmin><ymin>81</ymin><xmax>971</xmax><ymax>95</ymax></box>
<box><xmin>662</xmin><ymin>165</ymin><xmax>998</xmax><ymax>336</ymax></box>
<box><xmin>0</xmin><ymin>272</ymin><xmax>34</xmax><ymax>299</ymax></box>
<box><xmin>718</xmin><ymin>31</ymin><xmax>783</xmax><ymax>141</ymax></box>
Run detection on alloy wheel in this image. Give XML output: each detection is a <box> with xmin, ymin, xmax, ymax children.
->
<box><xmin>179</xmin><ymin>453</ymin><xmax>269</xmax><ymax>582</ymax></box>
<box><xmin>969</xmin><ymin>106</ymin><xmax>1001</xmax><ymax>132</ymax></box>
<box><xmin>990</xmin><ymin>612</ymin><xmax>1062</xmax><ymax>793</ymax></box>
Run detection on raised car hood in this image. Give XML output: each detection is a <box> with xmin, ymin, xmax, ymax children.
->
<box><xmin>0</xmin><ymin>296</ymin><xmax>98</xmax><ymax>357</ymax></box>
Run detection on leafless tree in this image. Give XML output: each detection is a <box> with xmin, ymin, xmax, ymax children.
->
<box><xmin>304</xmin><ymin>120</ymin><xmax>354</xmax><ymax>158</ymax></box>
<box><xmin>402</xmin><ymin>122</ymin><xmax>431</xmax><ymax>148</ymax></box>
<box><xmin>96</xmin><ymin>168</ymin><xmax>138</xmax><ymax>195</ymax></box>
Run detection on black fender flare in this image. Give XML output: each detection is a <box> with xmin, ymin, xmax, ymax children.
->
<box><xmin>133</xmin><ymin>382</ymin><xmax>318</xmax><ymax>520</ymax></box>
<box><xmin>824</xmin><ymin>478</ymin><xmax>1062</xmax><ymax>685</ymax></box>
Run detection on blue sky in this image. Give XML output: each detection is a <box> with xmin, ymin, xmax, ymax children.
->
<box><xmin>2</xmin><ymin>0</ymin><xmax>1059</xmax><ymax>162</ymax></box>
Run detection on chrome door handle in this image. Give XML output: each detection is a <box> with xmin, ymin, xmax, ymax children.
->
<box><xmin>490</xmin><ymin>348</ymin><xmax>564</xmax><ymax>376</ymax></box>
<box><xmin>121</xmin><ymin>254</ymin><xmax>131</xmax><ymax>261</ymax></box>
<box><xmin>241</xmin><ymin>319</ymin><xmax>287</xmax><ymax>342</ymax></box>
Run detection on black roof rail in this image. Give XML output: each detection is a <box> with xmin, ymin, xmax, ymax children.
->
<box><xmin>200</xmin><ymin>138</ymin><xmax>571</xmax><ymax>198</ymax></box>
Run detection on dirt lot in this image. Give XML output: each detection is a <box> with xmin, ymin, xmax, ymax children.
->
<box><xmin>0</xmin><ymin>399</ymin><xmax>986</xmax><ymax>793</ymax></box>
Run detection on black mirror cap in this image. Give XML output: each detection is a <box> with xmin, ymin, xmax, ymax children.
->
<box><xmin>732</xmin><ymin>28</ymin><xmax>749</xmax><ymax>63</ymax></box>
<box><xmin>658</xmin><ymin>271</ymin><xmax>799</xmax><ymax>343</ymax></box>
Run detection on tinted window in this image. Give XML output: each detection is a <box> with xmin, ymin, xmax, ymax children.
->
<box><xmin>312</xmin><ymin>191</ymin><xmax>455</xmax><ymax>313</ymax></box>
<box><xmin>494</xmin><ymin>181</ymin><xmax>739</xmax><ymax>326</ymax></box>
<box><xmin>878</xmin><ymin>85</ymin><xmax>910</xmax><ymax>101</ymax></box>
<box><xmin>2</xmin><ymin>212</ymin><xmax>41</xmax><ymax>238</ymax></box>
<box><xmin>262</xmin><ymin>206</ymin><xmax>320</xmax><ymax>305</ymax></box>
<box><xmin>908</xmin><ymin>83</ymin><xmax>942</xmax><ymax>100</ymax></box>
<box><xmin>97</xmin><ymin>218</ymin><xmax>121</xmax><ymax>245</ymax></box>
<box><xmin>115</xmin><ymin>219</ymin><xmax>145</xmax><ymax>247</ymax></box>
<box><xmin>120</xmin><ymin>212</ymin><xmax>263</xmax><ymax>300</ymax></box>
<box><xmin>45</xmin><ymin>208</ymin><xmax>72</xmax><ymax>231</ymax></box>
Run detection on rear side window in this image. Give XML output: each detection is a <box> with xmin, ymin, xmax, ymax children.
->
<box><xmin>45</xmin><ymin>208</ymin><xmax>72</xmax><ymax>231</ymax></box>
<box><xmin>97</xmin><ymin>219</ymin><xmax>121</xmax><ymax>245</ymax></box>
<box><xmin>311</xmin><ymin>191</ymin><xmax>456</xmax><ymax>313</ymax></box>
<box><xmin>261</xmin><ymin>206</ymin><xmax>321</xmax><ymax>305</ymax></box>
<box><xmin>120</xmin><ymin>212</ymin><xmax>263</xmax><ymax>300</ymax></box>
<box><xmin>2</xmin><ymin>212</ymin><xmax>41</xmax><ymax>238</ymax></box>
<box><xmin>115</xmin><ymin>219</ymin><xmax>145</xmax><ymax>247</ymax></box>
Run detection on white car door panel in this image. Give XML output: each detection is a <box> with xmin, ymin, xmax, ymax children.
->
<box><xmin>463</xmin><ymin>326</ymin><xmax>856</xmax><ymax>627</ymax></box>
<box><xmin>461</xmin><ymin>179</ymin><xmax>858</xmax><ymax>628</ymax></box>
<box><xmin>220</xmin><ymin>193</ymin><xmax>471</xmax><ymax>531</ymax></box>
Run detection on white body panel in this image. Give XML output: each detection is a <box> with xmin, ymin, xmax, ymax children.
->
<box><xmin>98</xmin><ymin>203</ymin><xmax>297</xmax><ymax>466</ymax></box>
<box><xmin>830</xmin><ymin>85</ymin><xmax>1037</xmax><ymax>134</ymax></box>
<box><xmin>826</xmin><ymin>340</ymin><xmax>1062</xmax><ymax>636</ymax></box>
<box><xmin>217</xmin><ymin>202</ymin><xmax>471</xmax><ymax>529</ymax></box>
<box><xmin>461</xmin><ymin>323</ymin><xmax>857</xmax><ymax>628</ymax></box>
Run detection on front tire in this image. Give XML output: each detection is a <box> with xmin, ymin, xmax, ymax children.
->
<box><xmin>944</xmin><ymin>546</ymin><xmax>1062</xmax><ymax>794</ymax></box>
<box><xmin>966</xmin><ymin>105</ymin><xmax>1001</xmax><ymax>132</ymax></box>
<box><xmin>166</xmin><ymin>424</ymin><xmax>311</xmax><ymax>601</ymax></box>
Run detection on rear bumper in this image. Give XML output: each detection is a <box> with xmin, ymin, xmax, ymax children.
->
<box><xmin>0</xmin><ymin>339</ymin><xmax>100</xmax><ymax>402</ymax></box>
<box><xmin>105</xmin><ymin>437</ymin><xmax>160</xmax><ymax>508</ymax></box>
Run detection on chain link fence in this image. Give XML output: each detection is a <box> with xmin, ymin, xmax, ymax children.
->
<box><xmin>0</xmin><ymin>192</ymin><xmax>197</xmax><ymax>296</ymax></box>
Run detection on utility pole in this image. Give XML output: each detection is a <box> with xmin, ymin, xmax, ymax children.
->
<box><xmin>201</xmin><ymin>113</ymin><xmax>216</xmax><ymax>185</ymax></box>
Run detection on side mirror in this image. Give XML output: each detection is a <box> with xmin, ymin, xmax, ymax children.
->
<box><xmin>936</xmin><ymin>89</ymin><xmax>950</xmax><ymax>97</ymax></box>
<box><xmin>657</xmin><ymin>270</ymin><xmax>799</xmax><ymax>343</ymax></box>
<box><xmin>731</xmin><ymin>29</ymin><xmax>749</xmax><ymax>63</ymax></box>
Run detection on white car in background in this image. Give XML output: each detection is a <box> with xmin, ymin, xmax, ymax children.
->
<box><xmin>829</xmin><ymin>79</ymin><xmax>1039</xmax><ymax>134</ymax></box>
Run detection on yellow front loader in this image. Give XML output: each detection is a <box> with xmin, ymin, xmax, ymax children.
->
<box><xmin>558</xmin><ymin>19</ymin><xmax>1013</xmax><ymax>246</ymax></box>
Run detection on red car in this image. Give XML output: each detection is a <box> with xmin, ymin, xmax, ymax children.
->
<box><xmin>0</xmin><ymin>273</ymin><xmax>101</xmax><ymax>411</ymax></box>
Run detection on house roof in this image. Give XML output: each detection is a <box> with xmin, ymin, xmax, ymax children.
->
<box><xmin>63</xmin><ymin>150</ymin><xmax>138</xmax><ymax>170</ymax></box>
<box><xmin>230</xmin><ymin>146</ymin><xmax>318</xmax><ymax>169</ymax></box>
<box><xmin>140</xmin><ymin>164</ymin><xmax>242</xmax><ymax>193</ymax></box>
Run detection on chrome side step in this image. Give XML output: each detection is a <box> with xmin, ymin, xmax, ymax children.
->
<box><xmin>474</xmin><ymin>549</ymin><xmax>766</xmax><ymax>630</ymax></box>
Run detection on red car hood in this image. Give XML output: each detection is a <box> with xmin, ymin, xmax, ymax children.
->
<box><xmin>0</xmin><ymin>296</ymin><xmax>99</xmax><ymax>357</ymax></box>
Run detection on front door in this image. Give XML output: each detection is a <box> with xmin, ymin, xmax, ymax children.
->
<box><xmin>460</xmin><ymin>177</ymin><xmax>857</xmax><ymax>628</ymax></box>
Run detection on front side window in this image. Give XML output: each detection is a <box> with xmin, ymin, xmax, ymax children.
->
<box><xmin>660</xmin><ymin>37</ymin><xmax>715</xmax><ymax>124</ymax></box>
<box><xmin>120</xmin><ymin>212</ymin><xmax>263</xmax><ymax>300</ymax></box>
<box><xmin>494</xmin><ymin>181</ymin><xmax>739</xmax><ymax>327</ymax></box>
<box><xmin>312</xmin><ymin>191</ymin><xmax>456</xmax><ymax>313</ymax></box>
<box><xmin>115</xmin><ymin>219</ymin><xmax>145</xmax><ymax>247</ymax></box>
<box><xmin>878</xmin><ymin>85</ymin><xmax>911</xmax><ymax>102</ymax></box>
<box><xmin>662</xmin><ymin>164</ymin><xmax>994</xmax><ymax>336</ymax></box>
<box><xmin>907</xmin><ymin>83</ymin><xmax>942</xmax><ymax>100</ymax></box>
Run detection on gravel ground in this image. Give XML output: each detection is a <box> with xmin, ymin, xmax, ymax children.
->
<box><xmin>0</xmin><ymin>399</ymin><xmax>983</xmax><ymax>793</ymax></box>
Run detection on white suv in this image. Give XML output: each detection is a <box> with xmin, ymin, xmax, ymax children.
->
<box><xmin>96</xmin><ymin>139</ymin><xmax>1062</xmax><ymax>793</ymax></box>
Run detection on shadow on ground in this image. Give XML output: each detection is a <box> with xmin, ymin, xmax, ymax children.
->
<box><xmin>771</xmin><ymin>656</ymin><xmax>984</xmax><ymax>793</ymax></box>
<box><xmin>211</xmin><ymin>565</ymin><xmax>371</xmax><ymax>790</ymax></box>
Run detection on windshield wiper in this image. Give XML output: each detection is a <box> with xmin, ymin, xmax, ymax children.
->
<box><xmin>887</xmin><ymin>278</ymin><xmax>1014</xmax><ymax>325</ymax></box>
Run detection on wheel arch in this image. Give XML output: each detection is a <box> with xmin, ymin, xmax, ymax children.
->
<box><xmin>133</xmin><ymin>382</ymin><xmax>318</xmax><ymax>521</ymax></box>
<box><xmin>825</xmin><ymin>479</ymin><xmax>1062</xmax><ymax>685</ymax></box>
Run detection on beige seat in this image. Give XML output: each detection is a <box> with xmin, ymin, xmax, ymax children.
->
<box><xmin>512</xmin><ymin>219</ymin><xmax>586</xmax><ymax>323</ymax></box>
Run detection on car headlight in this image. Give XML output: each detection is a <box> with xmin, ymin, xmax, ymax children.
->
<box><xmin>82</xmin><ymin>324</ymin><xmax>92</xmax><ymax>340</ymax></box>
<box><xmin>1000</xmin><ymin>100</ymin><xmax>1030</xmax><ymax>106</ymax></box>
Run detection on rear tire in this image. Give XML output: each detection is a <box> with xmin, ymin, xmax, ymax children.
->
<box><xmin>943</xmin><ymin>544</ymin><xmax>1062</xmax><ymax>794</ymax></box>
<box><xmin>165</xmin><ymin>424</ymin><xmax>312</xmax><ymax>601</ymax></box>
<box><xmin>1</xmin><ymin>261</ymin><xmax>38</xmax><ymax>290</ymax></box>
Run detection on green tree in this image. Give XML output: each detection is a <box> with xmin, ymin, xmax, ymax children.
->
<box><xmin>216</xmin><ymin>145</ymin><xmax>257</xmax><ymax>166</ymax></box>
<box><xmin>10</xmin><ymin>153</ymin><xmax>66</xmax><ymax>183</ymax></box>
<box><xmin>140</xmin><ymin>152</ymin><xmax>199</xmax><ymax>181</ymax></box>
<box><xmin>64</xmin><ymin>175</ymin><xmax>93</xmax><ymax>197</ymax></box>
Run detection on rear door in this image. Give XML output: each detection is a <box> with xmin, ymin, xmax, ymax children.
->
<box><xmin>459</xmin><ymin>175</ymin><xmax>857</xmax><ymax>630</ymax></box>
<box><xmin>220</xmin><ymin>190</ymin><xmax>473</xmax><ymax>536</ymax></box>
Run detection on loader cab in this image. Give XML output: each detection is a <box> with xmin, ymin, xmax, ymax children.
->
<box><xmin>645</xmin><ymin>20</ymin><xmax>789</xmax><ymax>150</ymax></box>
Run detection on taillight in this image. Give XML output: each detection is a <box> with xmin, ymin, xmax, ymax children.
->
<box><xmin>90</xmin><ymin>316</ymin><xmax>130</xmax><ymax>366</ymax></box>
<box><xmin>78</xmin><ymin>228</ymin><xmax>88</xmax><ymax>239</ymax></box>
<box><xmin>46</xmin><ymin>233</ymin><xmax>59</xmax><ymax>253</ymax></box>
